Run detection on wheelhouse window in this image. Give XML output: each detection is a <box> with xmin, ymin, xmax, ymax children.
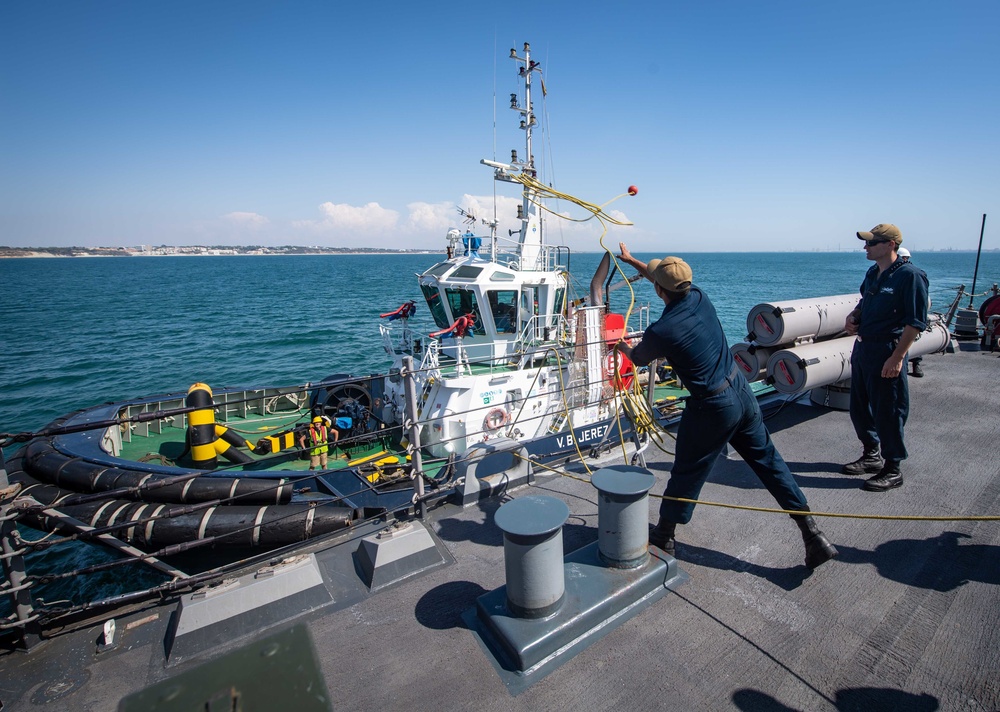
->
<box><xmin>444</xmin><ymin>288</ymin><xmax>487</xmax><ymax>335</ymax></box>
<box><xmin>450</xmin><ymin>266</ymin><xmax>483</xmax><ymax>280</ymax></box>
<box><xmin>487</xmin><ymin>290</ymin><xmax>519</xmax><ymax>334</ymax></box>
<box><xmin>422</xmin><ymin>262</ymin><xmax>454</xmax><ymax>278</ymax></box>
<box><xmin>552</xmin><ymin>287</ymin><xmax>566</xmax><ymax>326</ymax></box>
<box><xmin>420</xmin><ymin>284</ymin><xmax>450</xmax><ymax>329</ymax></box>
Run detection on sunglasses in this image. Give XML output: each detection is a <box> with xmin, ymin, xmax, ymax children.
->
<box><xmin>864</xmin><ymin>239</ymin><xmax>891</xmax><ymax>247</ymax></box>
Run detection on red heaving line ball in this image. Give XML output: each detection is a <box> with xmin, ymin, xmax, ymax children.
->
<box><xmin>628</xmin><ymin>185</ymin><xmax>638</xmax><ymax>195</ymax></box>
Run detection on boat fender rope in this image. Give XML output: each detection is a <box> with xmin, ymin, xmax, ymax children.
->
<box><xmin>90</xmin><ymin>500</ymin><xmax>116</xmax><ymax>527</ymax></box>
<box><xmin>137</xmin><ymin>473</ymin><xmax>153</xmax><ymax>491</ymax></box>
<box><xmin>180</xmin><ymin>478</ymin><xmax>195</xmax><ymax>503</ymax></box>
<box><xmin>229</xmin><ymin>480</ymin><xmax>239</xmax><ymax>501</ymax></box>
<box><xmin>145</xmin><ymin>504</ymin><xmax>166</xmax><ymax>543</ymax></box>
<box><xmin>276</xmin><ymin>478</ymin><xmax>288</xmax><ymax>505</ymax></box>
<box><xmin>127</xmin><ymin>504</ymin><xmax>149</xmax><ymax>541</ymax></box>
<box><xmin>305</xmin><ymin>504</ymin><xmax>316</xmax><ymax>538</ymax></box>
<box><xmin>105</xmin><ymin>501</ymin><xmax>132</xmax><ymax>527</ymax></box>
<box><xmin>252</xmin><ymin>507</ymin><xmax>267</xmax><ymax>546</ymax></box>
<box><xmin>91</xmin><ymin>465</ymin><xmax>112</xmax><ymax>490</ymax></box>
<box><xmin>197</xmin><ymin>507</ymin><xmax>215</xmax><ymax>540</ymax></box>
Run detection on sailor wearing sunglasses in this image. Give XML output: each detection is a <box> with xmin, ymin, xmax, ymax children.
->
<box><xmin>842</xmin><ymin>224</ymin><xmax>929</xmax><ymax>492</ymax></box>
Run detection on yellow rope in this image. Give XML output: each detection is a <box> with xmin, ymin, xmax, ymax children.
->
<box><xmin>515</xmin><ymin>451</ymin><xmax>1000</xmax><ymax>521</ymax></box>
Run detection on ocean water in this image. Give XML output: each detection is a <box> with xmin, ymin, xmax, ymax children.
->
<box><xmin>1</xmin><ymin>249</ymin><xmax>997</xmax><ymax>607</ymax></box>
<box><xmin>2</xmin><ymin>249</ymin><xmax>995</xmax><ymax>437</ymax></box>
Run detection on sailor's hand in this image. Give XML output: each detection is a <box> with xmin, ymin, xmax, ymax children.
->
<box><xmin>881</xmin><ymin>355</ymin><xmax>904</xmax><ymax>378</ymax></box>
<box><xmin>619</xmin><ymin>242</ymin><xmax>633</xmax><ymax>263</ymax></box>
<box><xmin>844</xmin><ymin>315</ymin><xmax>859</xmax><ymax>336</ymax></box>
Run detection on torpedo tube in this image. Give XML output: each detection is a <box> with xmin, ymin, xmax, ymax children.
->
<box><xmin>765</xmin><ymin>336</ymin><xmax>856</xmax><ymax>395</ymax></box>
<box><xmin>765</xmin><ymin>318</ymin><xmax>952</xmax><ymax>396</ymax></box>
<box><xmin>746</xmin><ymin>294</ymin><xmax>858</xmax><ymax>347</ymax></box>
<box><xmin>730</xmin><ymin>342</ymin><xmax>776</xmax><ymax>383</ymax></box>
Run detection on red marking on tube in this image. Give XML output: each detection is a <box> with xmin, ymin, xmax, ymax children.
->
<box><xmin>778</xmin><ymin>360</ymin><xmax>794</xmax><ymax>385</ymax></box>
<box><xmin>756</xmin><ymin>314</ymin><xmax>774</xmax><ymax>334</ymax></box>
<box><xmin>734</xmin><ymin>354</ymin><xmax>751</xmax><ymax>373</ymax></box>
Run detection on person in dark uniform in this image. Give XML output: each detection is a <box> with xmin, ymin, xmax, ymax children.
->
<box><xmin>614</xmin><ymin>243</ymin><xmax>837</xmax><ymax>569</ymax></box>
<box><xmin>842</xmin><ymin>224</ymin><xmax>929</xmax><ymax>491</ymax></box>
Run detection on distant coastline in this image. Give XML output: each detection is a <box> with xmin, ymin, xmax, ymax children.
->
<box><xmin>1</xmin><ymin>245</ymin><xmax>996</xmax><ymax>259</ymax></box>
<box><xmin>0</xmin><ymin>246</ymin><xmax>441</xmax><ymax>259</ymax></box>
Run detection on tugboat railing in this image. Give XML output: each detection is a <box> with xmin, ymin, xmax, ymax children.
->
<box><xmin>0</xmin><ymin>447</ymin><xmax>42</xmax><ymax>650</ymax></box>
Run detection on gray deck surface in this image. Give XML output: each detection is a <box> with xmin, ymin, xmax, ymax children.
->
<box><xmin>3</xmin><ymin>344</ymin><xmax>998</xmax><ymax>711</ymax></box>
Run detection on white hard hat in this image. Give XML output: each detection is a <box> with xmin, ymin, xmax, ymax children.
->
<box><xmin>897</xmin><ymin>247</ymin><xmax>911</xmax><ymax>258</ymax></box>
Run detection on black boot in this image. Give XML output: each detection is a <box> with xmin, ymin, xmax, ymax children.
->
<box><xmin>841</xmin><ymin>445</ymin><xmax>883</xmax><ymax>475</ymax></box>
<box><xmin>863</xmin><ymin>462</ymin><xmax>903</xmax><ymax>492</ymax></box>
<box><xmin>791</xmin><ymin>512</ymin><xmax>838</xmax><ymax>569</ymax></box>
<box><xmin>649</xmin><ymin>521</ymin><xmax>676</xmax><ymax>556</ymax></box>
<box><xmin>910</xmin><ymin>359</ymin><xmax>924</xmax><ymax>377</ymax></box>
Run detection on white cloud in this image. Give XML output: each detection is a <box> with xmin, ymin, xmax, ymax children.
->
<box><xmin>294</xmin><ymin>201</ymin><xmax>400</xmax><ymax>233</ymax></box>
<box><xmin>222</xmin><ymin>211</ymin><xmax>270</xmax><ymax>228</ymax></box>
<box><xmin>404</xmin><ymin>195</ymin><xmax>522</xmax><ymax>235</ymax></box>
<box><xmin>279</xmin><ymin>194</ymin><xmax>636</xmax><ymax>249</ymax></box>
<box><xmin>403</xmin><ymin>201</ymin><xmax>455</xmax><ymax>232</ymax></box>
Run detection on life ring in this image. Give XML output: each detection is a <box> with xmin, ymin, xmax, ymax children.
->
<box><xmin>604</xmin><ymin>350</ymin><xmax>635</xmax><ymax>391</ymax></box>
<box><xmin>483</xmin><ymin>408</ymin><xmax>510</xmax><ymax>432</ymax></box>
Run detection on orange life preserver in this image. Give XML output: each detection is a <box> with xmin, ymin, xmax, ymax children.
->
<box><xmin>483</xmin><ymin>408</ymin><xmax>509</xmax><ymax>432</ymax></box>
<box><xmin>604</xmin><ymin>349</ymin><xmax>635</xmax><ymax>391</ymax></box>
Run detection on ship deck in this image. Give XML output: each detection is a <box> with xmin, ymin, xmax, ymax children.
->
<box><xmin>2</xmin><ymin>342</ymin><xmax>998</xmax><ymax>711</ymax></box>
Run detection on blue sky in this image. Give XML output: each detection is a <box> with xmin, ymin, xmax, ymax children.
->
<box><xmin>2</xmin><ymin>1</ymin><xmax>997</xmax><ymax>252</ymax></box>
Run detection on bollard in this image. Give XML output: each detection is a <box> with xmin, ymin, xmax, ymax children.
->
<box><xmin>953</xmin><ymin>308</ymin><xmax>980</xmax><ymax>340</ymax></box>
<box><xmin>472</xmin><ymin>487</ymin><xmax>688</xmax><ymax>686</ymax></box>
<box><xmin>592</xmin><ymin>466</ymin><xmax>656</xmax><ymax>568</ymax></box>
<box><xmin>493</xmin><ymin>495</ymin><xmax>568</xmax><ymax>619</ymax></box>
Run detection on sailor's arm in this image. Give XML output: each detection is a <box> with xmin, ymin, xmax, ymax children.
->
<box><xmin>882</xmin><ymin>325</ymin><xmax>920</xmax><ymax>378</ymax></box>
<box><xmin>613</xmin><ymin>340</ymin><xmax>634</xmax><ymax>362</ymax></box>
<box><xmin>618</xmin><ymin>242</ymin><xmax>654</xmax><ymax>283</ymax></box>
<box><xmin>844</xmin><ymin>308</ymin><xmax>861</xmax><ymax>335</ymax></box>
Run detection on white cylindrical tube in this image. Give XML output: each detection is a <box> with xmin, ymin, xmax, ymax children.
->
<box><xmin>747</xmin><ymin>294</ymin><xmax>858</xmax><ymax>347</ymax></box>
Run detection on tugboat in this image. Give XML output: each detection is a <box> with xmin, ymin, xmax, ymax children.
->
<box><xmin>5</xmin><ymin>42</ymin><xmax>669</xmax><ymax>553</ymax></box>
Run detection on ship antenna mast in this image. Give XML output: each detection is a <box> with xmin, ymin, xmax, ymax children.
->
<box><xmin>480</xmin><ymin>43</ymin><xmax>544</xmax><ymax>267</ymax></box>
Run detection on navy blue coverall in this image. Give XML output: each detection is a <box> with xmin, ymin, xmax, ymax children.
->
<box><xmin>630</xmin><ymin>286</ymin><xmax>809</xmax><ymax>525</ymax></box>
<box><xmin>850</xmin><ymin>259</ymin><xmax>929</xmax><ymax>465</ymax></box>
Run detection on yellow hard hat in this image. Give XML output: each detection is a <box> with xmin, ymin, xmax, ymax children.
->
<box><xmin>312</xmin><ymin>416</ymin><xmax>322</xmax><ymax>423</ymax></box>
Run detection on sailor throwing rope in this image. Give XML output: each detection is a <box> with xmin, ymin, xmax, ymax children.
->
<box><xmin>614</xmin><ymin>243</ymin><xmax>838</xmax><ymax>569</ymax></box>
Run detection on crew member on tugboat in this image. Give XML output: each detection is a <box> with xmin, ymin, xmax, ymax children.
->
<box><xmin>614</xmin><ymin>243</ymin><xmax>837</xmax><ymax>569</ymax></box>
<box><xmin>300</xmin><ymin>416</ymin><xmax>334</xmax><ymax>470</ymax></box>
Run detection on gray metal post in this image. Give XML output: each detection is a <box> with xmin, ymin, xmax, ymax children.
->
<box><xmin>400</xmin><ymin>356</ymin><xmax>426</xmax><ymax>518</ymax></box>
<box><xmin>591</xmin><ymin>465</ymin><xmax>656</xmax><ymax>568</ymax></box>
<box><xmin>647</xmin><ymin>358</ymin><xmax>658</xmax><ymax>411</ymax></box>
<box><xmin>0</xmin><ymin>447</ymin><xmax>42</xmax><ymax>650</ymax></box>
<box><xmin>493</xmin><ymin>495</ymin><xmax>568</xmax><ymax>618</ymax></box>
<box><xmin>968</xmin><ymin>213</ymin><xmax>987</xmax><ymax>308</ymax></box>
<box><xmin>944</xmin><ymin>285</ymin><xmax>965</xmax><ymax>328</ymax></box>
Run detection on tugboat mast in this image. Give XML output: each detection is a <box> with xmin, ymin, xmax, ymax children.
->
<box><xmin>481</xmin><ymin>42</ymin><xmax>546</xmax><ymax>270</ymax></box>
<box><xmin>510</xmin><ymin>41</ymin><xmax>538</xmax><ymax>182</ymax></box>
<box><xmin>508</xmin><ymin>42</ymin><xmax>543</xmax><ymax>270</ymax></box>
